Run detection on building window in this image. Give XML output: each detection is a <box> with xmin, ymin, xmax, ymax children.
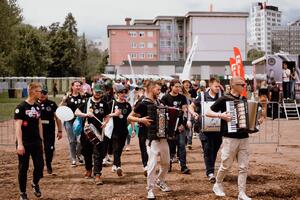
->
<box><xmin>139</xmin><ymin>42</ymin><xmax>145</xmax><ymax>48</ymax></box>
<box><xmin>160</xmin><ymin>39</ymin><xmax>171</xmax><ymax>48</ymax></box>
<box><xmin>131</xmin><ymin>42</ymin><xmax>137</xmax><ymax>48</ymax></box>
<box><xmin>129</xmin><ymin>31</ymin><xmax>137</xmax><ymax>37</ymax></box>
<box><xmin>139</xmin><ymin>31</ymin><xmax>145</xmax><ymax>37</ymax></box>
<box><xmin>139</xmin><ymin>53</ymin><xmax>145</xmax><ymax>59</ymax></box>
<box><xmin>147</xmin><ymin>53</ymin><xmax>154</xmax><ymax>59</ymax></box>
<box><xmin>130</xmin><ymin>53</ymin><xmax>137</xmax><ymax>59</ymax></box>
<box><xmin>147</xmin><ymin>31</ymin><xmax>153</xmax><ymax>37</ymax></box>
<box><xmin>147</xmin><ymin>42</ymin><xmax>153</xmax><ymax>48</ymax></box>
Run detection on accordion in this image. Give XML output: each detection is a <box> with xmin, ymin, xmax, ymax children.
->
<box><xmin>147</xmin><ymin>104</ymin><xmax>180</xmax><ymax>140</ymax></box>
<box><xmin>226</xmin><ymin>100</ymin><xmax>260</xmax><ymax>133</ymax></box>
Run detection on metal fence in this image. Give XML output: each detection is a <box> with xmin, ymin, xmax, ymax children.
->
<box><xmin>249</xmin><ymin>101</ymin><xmax>281</xmax><ymax>152</ymax></box>
<box><xmin>0</xmin><ymin>101</ymin><xmax>284</xmax><ymax>148</ymax></box>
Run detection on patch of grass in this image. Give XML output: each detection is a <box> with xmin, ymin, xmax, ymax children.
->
<box><xmin>0</xmin><ymin>94</ymin><xmax>62</xmax><ymax>121</ymax></box>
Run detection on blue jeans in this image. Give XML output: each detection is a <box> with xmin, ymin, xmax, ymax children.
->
<box><xmin>168</xmin><ymin>131</ymin><xmax>187</xmax><ymax>168</ymax></box>
<box><xmin>64</xmin><ymin>121</ymin><xmax>82</xmax><ymax>163</ymax></box>
<box><xmin>283</xmin><ymin>81</ymin><xmax>290</xmax><ymax>99</ymax></box>
<box><xmin>290</xmin><ymin>80</ymin><xmax>295</xmax><ymax>99</ymax></box>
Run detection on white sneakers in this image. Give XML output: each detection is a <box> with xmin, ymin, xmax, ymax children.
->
<box><xmin>238</xmin><ymin>192</ymin><xmax>252</xmax><ymax>200</ymax></box>
<box><xmin>147</xmin><ymin>189</ymin><xmax>155</xmax><ymax>199</ymax></box>
<box><xmin>212</xmin><ymin>183</ymin><xmax>225</xmax><ymax>197</ymax></box>
<box><xmin>111</xmin><ymin>165</ymin><xmax>117</xmax><ymax>172</ymax></box>
<box><xmin>213</xmin><ymin>183</ymin><xmax>251</xmax><ymax>200</ymax></box>
<box><xmin>71</xmin><ymin>160</ymin><xmax>76</xmax><ymax>168</ymax></box>
<box><xmin>155</xmin><ymin>179</ymin><xmax>171</xmax><ymax>192</ymax></box>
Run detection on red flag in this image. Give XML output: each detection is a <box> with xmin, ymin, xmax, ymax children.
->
<box><xmin>230</xmin><ymin>57</ymin><xmax>238</xmax><ymax>76</ymax></box>
<box><xmin>233</xmin><ymin>47</ymin><xmax>247</xmax><ymax>97</ymax></box>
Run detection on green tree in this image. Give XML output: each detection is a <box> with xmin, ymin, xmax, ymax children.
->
<box><xmin>48</xmin><ymin>13</ymin><xmax>81</xmax><ymax>77</ymax></box>
<box><xmin>0</xmin><ymin>0</ymin><xmax>22</xmax><ymax>75</ymax></box>
<box><xmin>247</xmin><ymin>49</ymin><xmax>265</xmax><ymax>62</ymax></box>
<box><xmin>80</xmin><ymin>33</ymin><xmax>88</xmax><ymax>76</ymax></box>
<box><xmin>11</xmin><ymin>24</ymin><xmax>50</xmax><ymax>76</ymax></box>
<box><xmin>98</xmin><ymin>49</ymin><xmax>108</xmax><ymax>73</ymax></box>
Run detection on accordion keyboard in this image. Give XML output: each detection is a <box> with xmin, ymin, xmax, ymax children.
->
<box><xmin>226</xmin><ymin>101</ymin><xmax>237</xmax><ymax>133</ymax></box>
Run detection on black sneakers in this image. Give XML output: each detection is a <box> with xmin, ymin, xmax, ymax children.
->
<box><xmin>19</xmin><ymin>192</ymin><xmax>29</xmax><ymax>200</ymax></box>
<box><xmin>31</xmin><ymin>182</ymin><xmax>42</xmax><ymax>197</ymax></box>
<box><xmin>181</xmin><ymin>166</ymin><xmax>191</xmax><ymax>174</ymax></box>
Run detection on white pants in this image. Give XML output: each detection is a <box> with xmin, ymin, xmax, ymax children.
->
<box><xmin>146</xmin><ymin>139</ymin><xmax>170</xmax><ymax>190</ymax></box>
<box><xmin>216</xmin><ymin>137</ymin><xmax>249</xmax><ymax>193</ymax></box>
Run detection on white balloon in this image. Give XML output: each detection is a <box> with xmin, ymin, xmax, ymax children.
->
<box><xmin>56</xmin><ymin>106</ymin><xmax>74</xmax><ymax>121</ymax></box>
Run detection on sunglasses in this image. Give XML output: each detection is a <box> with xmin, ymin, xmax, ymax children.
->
<box><xmin>118</xmin><ymin>91</ymin><xmax>128</xmax><ymax>94</ymax></box>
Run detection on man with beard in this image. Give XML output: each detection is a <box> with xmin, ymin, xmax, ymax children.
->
<box><xmin>161</xmin><ymin>79</ymin><xmax>190</xmax><ymax>174</ymax></box>
<box><xmin>75</xmin><ymin>83</ymin><xmax>110</xmax><ymax>185</ymax></box>
<box><xmin>128</xmin><ymin>80</ymin><xmax>172</xmax><ymax>200</ymax></box>
<box><xmin>207</xmin><ymin>76</ymin><xmax>264</xmax><ymax>200</ymax></box>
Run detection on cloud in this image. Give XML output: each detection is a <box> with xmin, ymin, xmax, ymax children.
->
<box><xmin>18</xmin><ymin>0</ymin><xmax>299</xmax><ymax>40</ymax></box>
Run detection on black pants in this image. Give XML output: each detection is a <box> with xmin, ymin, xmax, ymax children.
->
<box><xmin>112</xmin><ymin>136</ymin><xmax>127</xmax><ymax>167</ymax></box>
<box><xmin>199</xmin><ymin>132</ymin><xmax>222</xmax><ymax>176</ymax></box>
<box><xmin>81</xmin><ymin>134</ymin><xmax>107</xmax><ymax>175</ymax></box>
<box><xmin>18</xmin><ymin>142</ymin><xmax>44</xmax><ymax>193</ymax></box>
<box><xmin>43</xmin><ymin>133</ymin><xmax>55</xmax><ymax>169</ymax></box>
<box><xmin>138</xmin><ymin>136</ymin><xmax>148</xmax><ymax>167</ymax></box>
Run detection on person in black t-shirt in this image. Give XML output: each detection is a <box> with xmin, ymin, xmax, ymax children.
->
<box><xmin>110</xmin><ymin>84</ymin><xmax>133</xmax><ymax>176</ymax></box>
<box><xmin>102</xmin><ymin>79</ymin><xmax>115</xmax><ymax>165</ymax></box>
<box><xmin>206</xmin><ymin>77</ymin><xmax>264</xmax><ymax>200</ymax></box>
<box><xmin>37</xmin><ymin>86</ymin><xmax>62</xmax><ymax>175</ymax></box>
<box><xmin>128</xmin><ymin>80</ymin><xmax>172</xmax><ymax>200</ymax></box>
<box><xmin>268</xmin><ymin>80</ymin><xmax>280</xmax><ymax>119</ymax></box>
<box><xmin>75</xmin><ymin>83</ymin><xmax>110</xmax><ymax>185</ymax></box>
<box><xmin>59</xmin><ymin>80</ymin><xmax>85</xmax><ymax>167</ymax></box>
<box><xmin>15</xmin><ymin>82</ymin><xmax>44</xmax><ymax>200</ymax></box>
<box><xmin>161</xmin><ymin>79</ymin><xmax>190</xmax><ymax>174</ymax></box>
<box><xmin>189</xmin><ymin>77</ymin><xmax>222</xmax><ymax>183</ymax></box>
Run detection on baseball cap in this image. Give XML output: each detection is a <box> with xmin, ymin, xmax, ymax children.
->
<box><xmin>41</xmin><ymin>85</ymin><xmax>48</xmax><ymax>94</ymax></box>
<box><xmin>115</xmin><ymin>84</ymin><xmax>128</xmax><ymax>93</ymax></box>
<box><xmin>93</xmin><ymin>83</ymin><xmax>104</xmax><ymax>93</ymax></box>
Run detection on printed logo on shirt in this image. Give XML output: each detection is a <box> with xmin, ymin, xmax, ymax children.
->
<box><xmin>25</xmin><ymin>107</ymin><xmax>40</xmax><ymax>118</ymax></box>
<box><xmin>15</xmin><ymin>109</ymin><xmax>20</xmax><ymax>114</ymax></box>
<box><xmin>99</xmin><ymin>108</ymin><xmax>104</xmax><ymax>114</ymax></box>
<box><xmin>23</xmin><ymin>121</ymin><xmax>28</xmax><ymax>127</ymax></box>
<box><xmin>46</xmin><ymin>106</ymin><xmax>52</xmax><ymax>112</ymax></box>
<box><xmin>122</xmin><ymin>109</ymin><xmax>128</xmax><ymax>114</ymax></box>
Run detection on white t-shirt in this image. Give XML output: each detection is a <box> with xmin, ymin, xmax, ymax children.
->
<box><xmin>282</xmin><ymin>68</ymin><xmax>291</xmax><ymax>82</ymax></box>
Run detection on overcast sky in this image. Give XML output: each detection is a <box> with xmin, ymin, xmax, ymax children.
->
<box><xmin>19</xmin><ymin>0</ymin><xmax>300</xmax><ymax>41</ymax></box>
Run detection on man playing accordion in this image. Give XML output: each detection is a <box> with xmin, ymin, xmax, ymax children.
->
<box><xmin>206</xmin><ymin>76</ymin><xmax>264</xmax><ymax>200</ymax></box>
<box><xmin>128</xmin><ymin>80</ymin><xmax>171</xmax><ymax>200</ymax></box>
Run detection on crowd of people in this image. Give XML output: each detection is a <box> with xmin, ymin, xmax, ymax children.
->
<box><xmin>15</xmin><ymin>76</ymin><xmax>265</xmax><ymax>200</ymax></box>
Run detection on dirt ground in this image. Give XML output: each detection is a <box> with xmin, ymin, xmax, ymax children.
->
<box><xmin>0</xmin><ymin>119</ymin><xmax>300</xmax><ymax>200</ymax></box>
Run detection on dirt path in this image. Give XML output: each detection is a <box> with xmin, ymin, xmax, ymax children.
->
<box><xmin>0</xmin><ymin>119</ymin><xmax>300</xmax><ymax>200</ymax></box>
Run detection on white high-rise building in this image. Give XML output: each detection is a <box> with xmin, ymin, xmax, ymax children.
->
<box><xmin>250</xmin><ymin>2</ymin><xmax>281</xmax><ymax>54</ymax></box>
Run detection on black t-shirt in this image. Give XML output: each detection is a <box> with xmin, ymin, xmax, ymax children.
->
<box><xmin>79</xmin><ymin>98</ymin><xmax>109</xmax><ymax>132</ymax></box>
<box><xmin>14</xmin><ymin>101</ymin><xmax>41</xmax><ymax>145</ymax></box>
<box><xmin>270</xmin><ymin>86</ymin><xmax>280</xmax><ymax>102</ymax></box>
<box><xmin>134</xmin><ymin>97</ymin><xmax>159</xmax><ymax>139</ymax></box>
<box><xmin>37</xmin><ymin>99</ymin><xmax>58</xmax><ymax>134</ymax></box>
<box><xmin>259</xmin><ymin>88</ymin><xmax>268</xmax><ymax>96</ymax></box>
<box><xmin>190</xmin><ymin>89</ymin><xmax>197</xmax><ymax>99</ymax></box>
<box><xmin>161</xmin><ymin>93</ymin><xmax>187</xmax><ymax>126</ymax></box>
<box><xmin>65</xmin><ymin>94</ymin><xmax>85</xmax><ymax>113</ymax></box>
<box><xmin>111</xmin><ymin>101</ymin><xmax>132</xmax><ymax>138</ymax></box>
<box><xmin>210</xmin><ymin>93</ymin><xmax>249</xmax><ymax>139</ymax></box>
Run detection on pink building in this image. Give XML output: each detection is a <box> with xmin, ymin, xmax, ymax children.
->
<box><xmin>107</xmin><ymin>18</ymin><xmax>160</xmax><ymax>66</ymax></box>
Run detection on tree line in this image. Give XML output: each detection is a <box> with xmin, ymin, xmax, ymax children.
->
<box><xmin>0</xmin><ymin>0</ymin><xmax>108</xmax><ymax>78</ymax></box>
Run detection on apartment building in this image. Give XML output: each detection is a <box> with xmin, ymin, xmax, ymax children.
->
<box><xmin>249</xmin><ymin>2</ymin><xmax>282</xmax><ymax>54</ymax></box>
